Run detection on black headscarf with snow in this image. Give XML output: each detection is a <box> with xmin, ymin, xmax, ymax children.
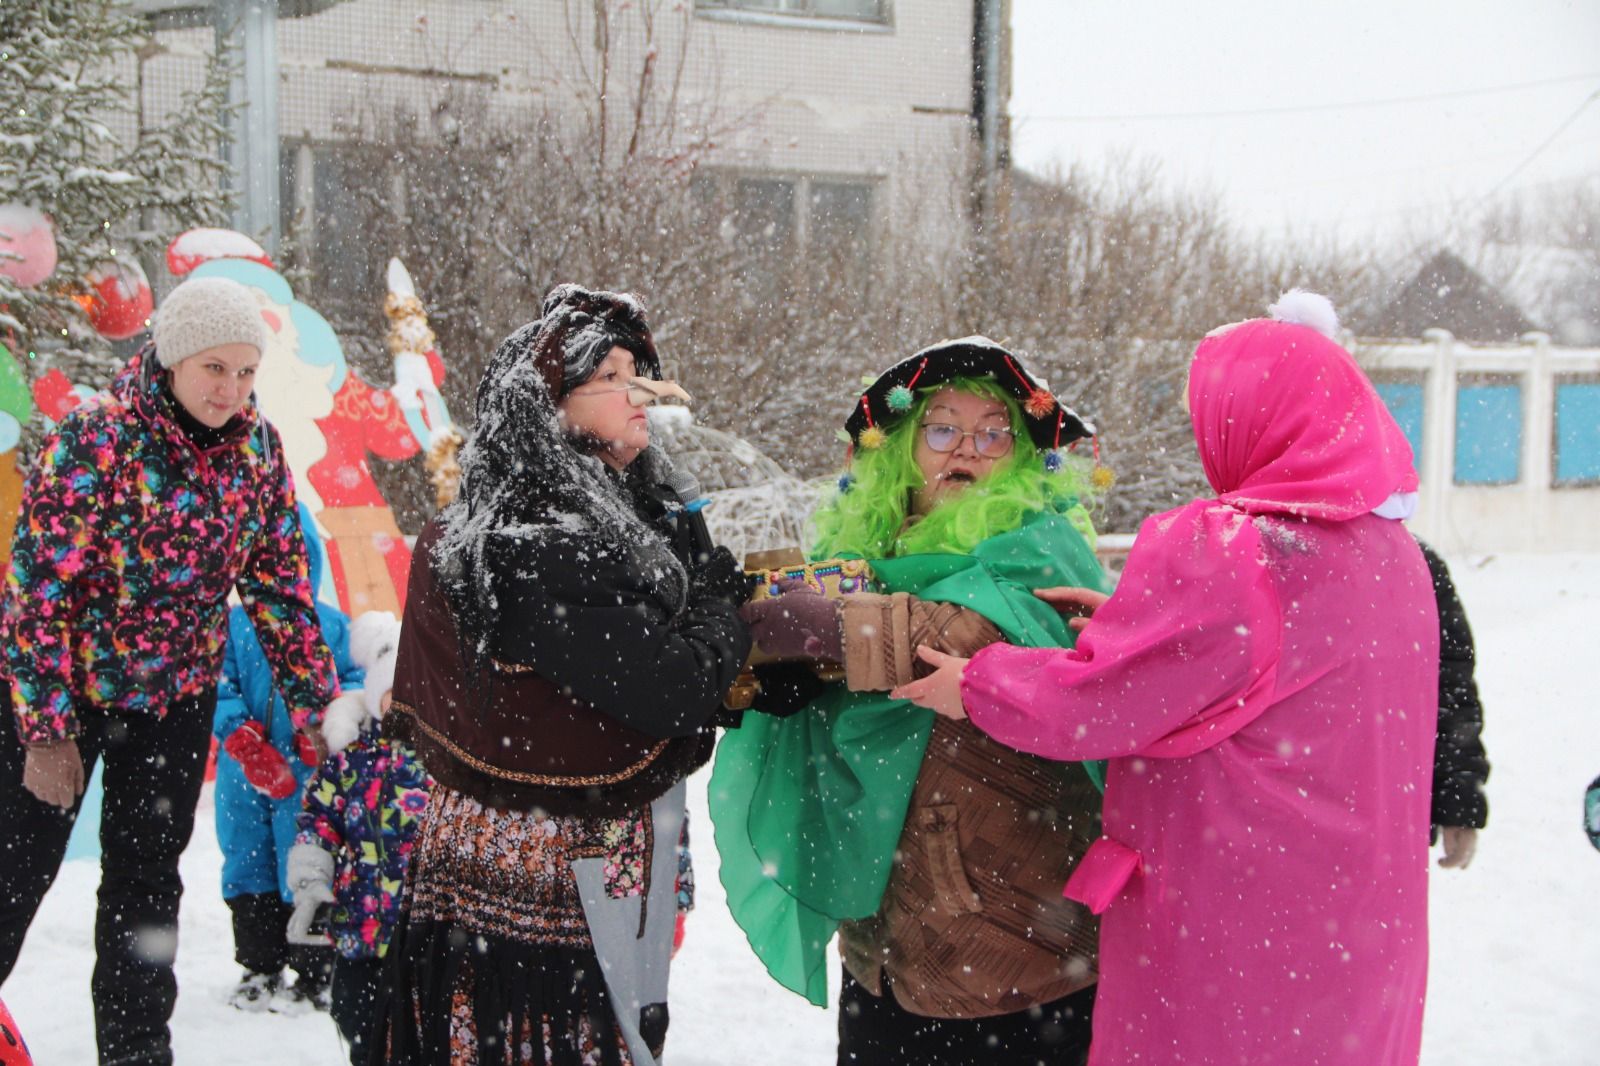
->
<box><xmin>430</xmin><ymin>286</ymin><xmax>685</xmax><ymax>664</ymax></box>
<box><xmin>533</xmin><ymin>282</ymin><xmax>661</xmax><ymax>399</ymax></box>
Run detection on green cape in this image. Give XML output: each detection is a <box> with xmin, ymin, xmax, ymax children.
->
<box><xmin>708</xmin><ymin>511</ymin><xmax>1109</xmax><ymax>1006</ymax></box>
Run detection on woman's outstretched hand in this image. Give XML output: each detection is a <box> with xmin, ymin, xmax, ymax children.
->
<box><xmin>890</xmin><ymin>646</ymin><xmax>970</xmax><ymax>720</ymax></box>
<box><xmin>1035</xmin><ymin>586</ymin><xmax>1110</xmax><ymax>632</ymax></box>
<box><xmin>23</xmin><ymin>739</ymin><xmax>86</xmax><ymax>809</ymax></box>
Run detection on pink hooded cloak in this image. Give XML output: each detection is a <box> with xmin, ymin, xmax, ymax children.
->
<box><xmin>961</xmin><ymin>312</ymin><xmax>1438</xmax><ymax>1065</ymax></box>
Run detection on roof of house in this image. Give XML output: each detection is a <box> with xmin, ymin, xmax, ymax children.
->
<box><xmin>1353</xmin><ymin>250</ymin><xmax>1543</xmax><ymax>342</ymax></box>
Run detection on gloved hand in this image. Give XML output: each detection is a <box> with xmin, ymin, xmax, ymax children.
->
<box><xmin>749</xmin><ymin>662</ymin><xmax>829</xmax><ymax>718</ymax></box>
<box><xmin>22</xmin><ymin>739</ymin><xmax>86</xmax><ymax>810</ymax></box>
<box><xmin>293</xmin><ymin>728</ymin><xmax>326</xmax><ymax>768</ymax></box>
<box><xmin>285</xmin><ymin>842</ymin><xmax>336</xmax><ymax>946</ymax></box>
<box><xmin>740</xmin><ymin>589</ymin><xmax>844</xmax><ymax>662</ymax></box>
<box><xmin>689</xmin><ymin>546</ymin><xmax>756</xmax><ymax>608</ymax></box>
<box><xmin>222</xmin><ymin>721</ymin><xmax>297</xmax><ymax>800</ymax></box>
<box><xmin>317</xmin><ymin>692</ymin><xmax>369</xmax><ymax>757</ymax></box>
<box><xmin>1437</xmin><ymin>825</ymin><xmax>1478</xmax><ymax>870</ymax></box>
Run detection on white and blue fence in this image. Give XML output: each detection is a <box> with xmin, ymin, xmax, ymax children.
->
<box><xmin>1359</xmin><ymin>330</ymin><xmax>1600</xmax><ymax>554</ymax></box>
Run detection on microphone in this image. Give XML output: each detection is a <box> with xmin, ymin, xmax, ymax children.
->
<box><xmin>663</xmin><ymin>468</ymin><xmax>715</xmax><ymax>566</ymax></box>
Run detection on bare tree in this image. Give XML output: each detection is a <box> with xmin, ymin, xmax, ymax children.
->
<box><xmin>1468</xmin><ymin>175</ymin><xmax>1600</xmax><ymax>346</ymax></box>
<box><xmin>281</xmin><ymin>5</ymin><xmax>1425</xmax><ymax>534</ymax></box>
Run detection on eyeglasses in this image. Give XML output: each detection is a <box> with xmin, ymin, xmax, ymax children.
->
<box><xmin>568</xmin><ymin>377</ymin><xmax>693</xmax><ymax>408</ymax></box>
<box><xmin>919</xmin><ymin>422</ymin><xmax>1016</xmax><ymax>457</ymax></box>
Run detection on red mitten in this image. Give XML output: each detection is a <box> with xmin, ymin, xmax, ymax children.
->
<box><xmin>222</xmin><ymin>721</ymin><xmax>297</xmax><ymax>800</ymax></box>
<box><xmin>293</xmin><ymin>731</ymin><xmax>320</xmax><ymax>768</ymax></box>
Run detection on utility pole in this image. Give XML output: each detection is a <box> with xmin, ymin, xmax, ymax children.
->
<box><xmin>215</xmin><ymin>0</ymin><xmax>282</xmax><ymax>254</ymax></box>
<box><xmin>965</xmin><ymin>0</ymin><xmax>1012</xmax><ymax>318</ymax></box>
<box><xmin>970</xmin><ymin>0</ymin><xmax>1011</xmax><ymax>231</ymax></box>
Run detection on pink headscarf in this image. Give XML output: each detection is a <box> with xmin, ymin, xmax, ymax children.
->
<box><xmin>1101</xmin><ymin>297</ymin><xmax>1420</xmax><ymax>753</ymax></box>
<box><xmin>1188</xmin><ymin>309</ymin><xmax>1418</xmax><ymax>519</ymax></box>
<box><xmin>966</xmin><ymin>297</ymin><xmax>1423</xmax><ymax>758</ymax></box>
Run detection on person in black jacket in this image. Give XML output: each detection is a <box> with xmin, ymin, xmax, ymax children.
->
<box><xmin>1418</xmin><ymin>539</ymin><xmax>1491</xmax><ymax>869</ymax></box>
<box><xmin>372</xmin><ymin>286</ymin><xmax>750</xmax><ymax>1066</ymax></box>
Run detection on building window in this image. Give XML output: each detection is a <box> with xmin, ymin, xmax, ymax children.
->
<box><xmin>1553</xmin><ymin>374</ymin><xmax>1600</xmax><ymax>486</ymax></box>
<box><xmin>1373</xmin><ymin>376</ymin><xmax>1426</xmax><ymax>474</ymax></box>
<box><xmin>1453</xmin><ymin>374</ymin><xmax>1523</xmax><ymax>485</ymax></box>
<box><xmin>698</xmin><ymin>171</ymin><xmax>877</xmax><ymax>264</ymax></box>
<box><xmin>733</xmin><ymin>177</ymin><xmax>798</xmax><ymax>256</ymax></box>
<box><xmin>810</xmin><ymin>180</ymin><xmax>873</xmax><ymax>255</ymax></box>
<box><xmin>696</xmin><ymin>0</ymin><xmax>889</xmax><ymax>25</ymax></box>
<box><xmin>280</xmin><ymin>141</ymin><xmax>388</xmax><ymax>314</ymax></box>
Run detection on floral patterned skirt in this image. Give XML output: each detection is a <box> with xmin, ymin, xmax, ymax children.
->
<box><xmin>372</xmin><ymin>785</ymin><xmax>653</xmax><ymax>1066</ymax></box>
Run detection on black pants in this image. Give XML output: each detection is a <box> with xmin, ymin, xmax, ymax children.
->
<box><xmin>226</xmin><ymin>892</ymin><xmax>332</xmax><ymax>989</ymax></box>
<box><xmin>0</xmin><ymin>689</ymin><xmax>215</xmax><ymax>1066</ymax></box>
<box><xmin>837</xmin><ymin>970</ymin><xmax>1096</xmax><ymax>1066</ymax></box>
<box><xmin>331</xmin><ymin>954</ymin><xmax>384</xmax><ymax>1066</ymax></box>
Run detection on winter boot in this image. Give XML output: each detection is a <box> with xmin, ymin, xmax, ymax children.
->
<box><xmin>267</xmin><ymin>978</ymin><xmax>316</xmax><ymax>1017</ymax></box>
<box><xmin>288</xmin><ymin>943</ymin><xmax>334</xmax><ymax>1013</ymax></box>
<box><xmin>227</xmin><ymin>970</ymin><xmax>282</xmax><ymax>1012</ymax></box>
<box><xmin>270</xmin><ymin>969</ymin><xmax>332</xmax><ymax>1016</ymax></box>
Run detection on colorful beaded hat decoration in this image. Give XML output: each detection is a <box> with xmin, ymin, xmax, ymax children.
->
<box><xmin>844</xmin><ymin>335</ymin><xmax>1094</xmax><ymax>454</ymax></box>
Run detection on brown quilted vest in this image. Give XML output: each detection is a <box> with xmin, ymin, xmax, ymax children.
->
<box><xmin>839</xmin><ymin>716</ymin><xmax>1103</xmax><ymax>1017</ymax></box>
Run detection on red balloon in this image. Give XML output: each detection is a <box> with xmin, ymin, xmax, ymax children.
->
<box><xmin>85</xmin><ymin>258</ymin><xmax>154</xmax><ymax>340</ymax></box>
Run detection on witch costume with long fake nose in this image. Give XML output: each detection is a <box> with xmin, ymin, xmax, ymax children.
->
<box><xmin>375</xmin><ymin>284</ymin><xmax>751</xmax><ymax>1066</ymax></box>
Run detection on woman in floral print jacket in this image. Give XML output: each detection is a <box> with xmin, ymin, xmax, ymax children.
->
<box><xmin>0</xmin><ymin>276</ymin><xmax>339</xmax><ymax>1066</ymax></box>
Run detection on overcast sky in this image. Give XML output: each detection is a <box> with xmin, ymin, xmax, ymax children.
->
<box><xmin>1009</xmin><ymin>0</ymin><xmax>1600</xmax><ymax>240</ymax></box>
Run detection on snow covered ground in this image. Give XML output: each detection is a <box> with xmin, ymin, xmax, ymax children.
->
<box><xmin>6</xmin><ymin>552</ymin><xmax>1598</xmax><ymax>1065</ymax></box>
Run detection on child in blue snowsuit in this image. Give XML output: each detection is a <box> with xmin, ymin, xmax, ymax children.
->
<box><xmin>289</xmin><ymin>610</ymin><xmax>431</xmax><ymax>1065</ymax></box>
<box><xmin>213</xmin><ymin>502</ymin><xmax>364</xmax><ymax>1012</ymax></box>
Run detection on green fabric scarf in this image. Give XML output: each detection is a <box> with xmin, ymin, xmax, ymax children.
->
<box><xmin>708</xmin><ymin>511</ymin><xmax>1109</xmax><ymax>1006</ymax></box>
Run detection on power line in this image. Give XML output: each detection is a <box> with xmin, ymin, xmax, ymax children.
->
<box><xmin>1480</xmin><ymin>87</ymin><xmax>1600</xmax><ymax>201</ymax></box>
<box><xmin>1238</xmin><ymin>132</ymin><xmax>1600</xmax><ymax>198</ymax></box>
<box><xmin>1422</xmin><ymin>84</ymin><xmax>1600</xmax><ymax>249</ymax></box>
<box><xmin>1019</xmin><ymin>72</ymin><xmax>1600</xmax><ymax>123</ymax></box>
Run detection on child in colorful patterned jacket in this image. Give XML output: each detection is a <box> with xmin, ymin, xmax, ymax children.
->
<box><xmin>286</xmin><ymin>611</ymin><xmax>431</xmax><ymax>1065</ymax></box>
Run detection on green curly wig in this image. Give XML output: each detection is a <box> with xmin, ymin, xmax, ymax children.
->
<box><xmin>813</xmin><ymin>377</ymin><xmax>1096</xmax><ymax>560</ymax></box>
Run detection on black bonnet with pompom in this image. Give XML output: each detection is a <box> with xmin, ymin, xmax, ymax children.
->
<box><xmin>845</xmin><ymin>335</ymin><xmax>1093</xmax><ymax>452</ymax></box>
<box><xmin>531</xmin><ymin>284</ymin><xmax>661</xmax><ymax>398</ymax></box>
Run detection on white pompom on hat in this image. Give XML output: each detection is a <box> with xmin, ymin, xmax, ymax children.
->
<box><xmin>1267</xmin><ymin>289</ymin><xmax>1341</xmax><ymax>339</ymax></box>
<box><xmin>322</xmin><ymin>610</ymin><xmax>402</xmax><ymax>755</ymax></box>
<box><xmin>348</xmin><ymin>610</ymin><xmax>402</xmax><ymax>720</ymax></box>
<box><xmin>152</xmin><ymin>275</ymin><xmax>266</xmax><ymax>369</ymax></box>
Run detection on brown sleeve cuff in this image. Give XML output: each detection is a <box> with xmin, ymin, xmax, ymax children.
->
<box><xmin>841</xmin><ymin>593</ymin><xmax>914</xmax><ymax>692</ymax></box>
<box><xmin>841</xmin><ymin>592</ymin><xmax>1005</xmax><ymax>691</ymax></box>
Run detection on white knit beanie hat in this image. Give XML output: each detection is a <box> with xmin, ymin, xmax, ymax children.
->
<box><xmin>152</xmin><ymin>275</ymin><xmax>265</xmax><ymax>369</ymax></box>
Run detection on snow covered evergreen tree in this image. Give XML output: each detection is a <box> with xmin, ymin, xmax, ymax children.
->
<box><xmin>0</xmin><ymin>0</ymin><xmax>232</xmax><ymax>394</ymax></box>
